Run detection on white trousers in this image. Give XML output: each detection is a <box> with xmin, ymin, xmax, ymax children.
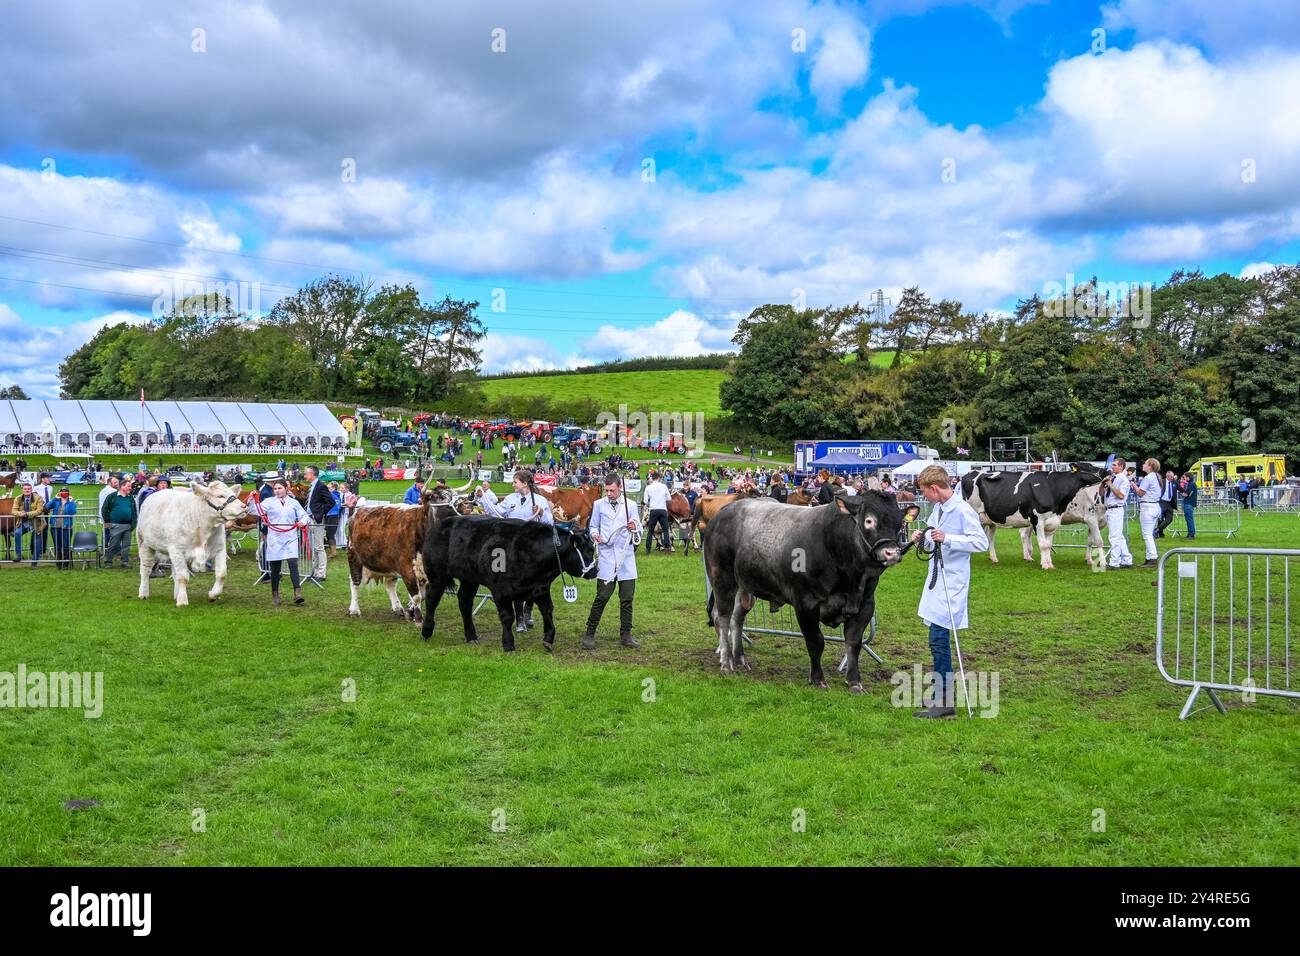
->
<box><xmin>1139</xmin><ymin>502</ymin><xmax>1160</xmax><ymax>561</ymax></box>
<box><xmin>1106</xmin><ymin>507</ymin><xmax>1132</xmax><ymax>567</ymax></box>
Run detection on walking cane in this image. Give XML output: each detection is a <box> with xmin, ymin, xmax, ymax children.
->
<box><xmin>927</xmin><ymin>523</ymin><xmax>974</xmax><ymax>719</ymax></box>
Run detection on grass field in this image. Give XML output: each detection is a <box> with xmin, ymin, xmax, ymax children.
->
<box><xmin>479</xmin><ymin>369</ymin><xmax>729</xmax><ymax>418</ymax></box>
<box><xmin>2</xmin><ymin>502</ymin><xmax>1296</xmax><ymax>866</ymax></box>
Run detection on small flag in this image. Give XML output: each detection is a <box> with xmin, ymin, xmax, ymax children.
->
<box><xmin>140</xmin><ymin>387</ymin><xmax>145</xmax><ymax>407</ymax></box>
<box><xmin>956</xmin><ymin>447</ymin><xmax>970</xmax><ymax>456</ymax></box>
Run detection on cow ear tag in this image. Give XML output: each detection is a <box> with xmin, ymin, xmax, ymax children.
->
<box><xmin>563</xmin><ymin>584</ymin><xmax>578</xmax><ymax>603</ymax></box>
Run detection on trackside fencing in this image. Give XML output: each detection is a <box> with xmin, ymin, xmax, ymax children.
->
<box><xmin>703</xmin><ymin>565</ymin><xmax>882</xmax><ymax>669</ymax></box>
<box><xmin>1247</xmin><ymin>485</ymin><xmax>1300</xmax><ymax>515</ymax></box>
<box><xmin>1168</xmin><ymin>498</ymin><xmax>1242</xmax><ymax>538</ymax></box>
<box><xmin>1155</xmin><ymin>547</ymin><xmax>1299</xmax><ymax>719</ymax></box>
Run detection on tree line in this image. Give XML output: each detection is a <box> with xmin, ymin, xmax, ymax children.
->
<box><xmin>720</xmin><ymin>266</ymin><xmax>1300</xmax><ymax>470</ymax></box>
<box><xmin>57</xmin><ymin>276</ymin><xmax>486</xmax><ymax>406</ymax></box>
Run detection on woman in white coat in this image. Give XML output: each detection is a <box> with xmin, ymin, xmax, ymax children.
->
<box><xmin>262</xmin><ymin>479</ymin><xmax>310</xmax><ymax>606</ymax></box>
<box><xmin>909</xmin><ymin>465</ymin><xmax>989</xmax><ymax>719</ymax></box>
<box><xmin>1132</xmin><ymin>457</ymin><xmax>1163</xmax><ymax>568</ymax></box>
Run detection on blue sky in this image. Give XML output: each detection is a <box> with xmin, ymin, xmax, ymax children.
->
<box><xmin>2</xmin><ymin>0</ymin><xmax>1299</xmax><ymax>396</ymax></box>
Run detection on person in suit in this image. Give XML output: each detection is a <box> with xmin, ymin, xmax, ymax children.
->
<box><xmin>1155</xmin><ymin>469</ymin><xmax>1177</xmax><ymax>538</ymax></box>
<box><xmin>303</xmin><ymin>466</ymin><xmax>334</xmax><ymax>580</ymax></box>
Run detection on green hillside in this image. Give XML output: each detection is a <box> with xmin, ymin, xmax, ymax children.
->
<box><xmin>479</xmin><ymin>369</ymin><xmax>728</xmax><ymax>417</ymax></box>
<box><xmin>475</xmin><ymin>352</ymin><xmax>896</xmax><ymax>418</ymax></box>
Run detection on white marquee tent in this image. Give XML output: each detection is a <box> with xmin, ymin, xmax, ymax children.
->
<box><xmin>0</xmin><ymin>400</ymin><xmax>349</xmax><ymax>452</ymax></box>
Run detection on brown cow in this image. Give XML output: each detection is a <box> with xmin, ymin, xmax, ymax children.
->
<box><xmin>691</xmin><ymin>486</ymin><xmax>762</xmax><ymax>539</ymax></box>
<box><xmin>345</xmin><ymin>485</ymin><xmax>470</xmax><ymax>621</ymax></box>
<box><xmin>785</xmin><ymin>489</ymin><xmax>812</xmax><ymax>506</ymax></box>
<box><xmin>667</xmin><ymin>492</ymin><xmax>696</xmax><ymax>554</ymax></box>
<box><xmin>536</xmin><ymin>484</ymin><xmax>602</xmax><ymax>528</ymax></box>
<box><xmin>0</xmin><ymin>472</ymin><xmax>19</xmax><ymax>490</ymax></box>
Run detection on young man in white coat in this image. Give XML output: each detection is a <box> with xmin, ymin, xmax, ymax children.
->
<box><xmin>1104</xmin><ymin>456</ymin><xmax>1134</xmax><ymax>569</ymax></box>
<box><xmin>582</xmin><ymin>472</ymin><xmax>642</xmax><ymax>649</ymax></box>
<box><xmin>909</xmin><ymin>464</ymin><xmax>989</xmax><ymax>719</ymax></box>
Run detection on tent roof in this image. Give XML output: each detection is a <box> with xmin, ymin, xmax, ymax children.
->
<box><xmin>206</xmin><ymin>402</ymin><xmax>256</xmax><ymax>434</ymax></box>
<box><xmin>78</xmin><ymin>400</ymin><xmax>129</xmax><ymax>433</ymax></box>
<box><xmin>43</xmin><ymin>400</ymin><xmax>91</xmax><ymax>433</ymax></box>
<box><xmin>9</xmin><ymin>400</ymin><xmax>55</xmax><ymax>433</ymax></box>
<box><xmin>172</xmin><ymin>401</ymin><xmax>228</xmax><ymax>433</ymax></box>
<box><xmin>269</xmin><ymin>404</ymin><xmax>318</xmax><ymax>437</ymax></box>
<box><xmin>235</xmin><ymin>402</ymin><xmax>292</xmax><ymax>433</ymax></box>
<box><xmin>295</xmin><ymin>404</ymin><xmax>348</xmax><ymax>439</ymax></box>
<box><xmin>110</xmin><ymin>400</ymin><xmax>162</xmax><ymax>432</ymax></box>
<box><xmin>862</xmin><ymin>452</ymin><xmax>919</xmax><ymax>470</ymax></box>
<box><xmin>810</xmin><ymin>450</ymin><xmax>878</xmax><ymax>472</ymax></box>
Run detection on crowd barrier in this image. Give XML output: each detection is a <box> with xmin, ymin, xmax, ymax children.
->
<box><xmin>1247</xmin><ymin>485</ymin><xmax>1300</xmax><ymax>515</ymax></box>
<box><xmin>0</xmin><ymin>513</ymin><xmax>133</xmax><ymax>568</ymax></box>
<box><xmin>255</xmin><ymin>521</ymin><xmax>324</xmax><ymax>588</ymax></box>
<box><xmin>1169</xmin><ymin>498</ymin><xmax>1242</xmax><ymax>538</ymax></box>
<box><xmin>1155</xmin><ymin>547</ymin><xmax>1298</xmax><ymax>719</ymax></box>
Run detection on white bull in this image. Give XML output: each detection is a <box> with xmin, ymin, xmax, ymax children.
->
<box><xmin>137</xmin><ymin>481</ymin><xmax>248</xmax><ymax>606</ymax></box>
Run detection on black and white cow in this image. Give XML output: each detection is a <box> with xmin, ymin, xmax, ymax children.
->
<box><xmin>703</xmin><ymin>493</ymin><xmax>916</xmax><ymax>693</ymax></box>
<box><xmin>959</xmin><ymin>464</ymin><xmax>1109</xmax><ymax>570</ymax></box>
<box><xmin>420</xmin><ymin>516</ymin><xmax>598</xmax><ymax>651</ymax></box>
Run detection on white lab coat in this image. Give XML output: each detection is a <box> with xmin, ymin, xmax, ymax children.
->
<box><xmin>916</xmin><ymin>494</ymin><xmax>988</xmax><ymax>631</ymax></box>
<box><xmin>476</xmin><ymin>487</ymin><xmax>499</xmax><ymax>511</ymax></box>
<box><xmin>487</xmin><ymin>490</ymin><xmax>554</xmax><ymax>524</ymax></box>
<box><xmin>261</xmin><ymin>495</ymin><xmax>309</xmax><ymax>561</ymax></box>
<box><xmin>588</xmin><ymin>494</ymin><xmax>641</xmax><ymax>582</ymax></box>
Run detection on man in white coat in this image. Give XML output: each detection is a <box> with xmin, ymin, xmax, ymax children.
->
<box><xmin>1104</xmin><ymin>456</ymin><xmax>1134</xmax><ymax>570</ymax></box>
<box><xmin>582</xmin><ymin>471</ymin><xmax>642</xmax><ymax>649</ymax></box>
<box><xmin>910</xmin><ymin>464</ymin><xmax>989</xmax><ymax>719</ymax></box>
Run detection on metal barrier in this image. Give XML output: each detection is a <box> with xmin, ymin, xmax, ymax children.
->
<box><xmin>1155</xmin><ymin>547</ymin><xmax>1298</xmax><ymax>719</ymax></box>
<box><xmin>703</xmin><ymin>565</ymin><xmax>882</xmax><ymax>668</ymax></box>
<box><xmin>1247</xmin><ymin>485</ymin><xmax>1300</xmax><ymax>515</ymax></box>
<box><xmin>1168</xmin><ymin>498</ymin><xmax>1241</xmax><ymax>538</ymax></box>
<box><xmin>255</xmin><ymin>522</ymin><xmax>323</xmax><ymax>588</ymax></box>
<box><xmin>0</xmin><ymin>513</ymin><xmax>131</xmax><ymax>567</ymax></box>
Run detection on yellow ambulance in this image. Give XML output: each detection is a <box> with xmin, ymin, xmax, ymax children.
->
<box><xmin>1192</xmin><ymin>454</ymin><xmax>1287</xmax><ymax>490</ymax></box>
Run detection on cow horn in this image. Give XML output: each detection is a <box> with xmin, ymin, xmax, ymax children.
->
<box><xmin>450</xmin><ymin>479</ymin><xmax>474</xmax><ymax>494</ymax></box>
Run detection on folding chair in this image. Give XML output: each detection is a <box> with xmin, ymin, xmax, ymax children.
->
<box><xmin>70</xmin><ymin>530</ymin><xmax>102</xmax><ymax>570</ymax></box>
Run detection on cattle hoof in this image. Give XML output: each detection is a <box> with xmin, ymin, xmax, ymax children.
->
<box><xmin>720</xmin><ymin>662</ymin><xmax>735</xmax><ymax>676</ymax></box>
<box><xmin>348</xmin><ymin>608</ymin><xmax>361</xmax><ymax>618</ymax></box>
<box><xmin>810</xmin><ymin>679</ymin><xmax>828</xmax><ymax>690</ymax></box>
<box><xmin>466</xmin><ymin>637</ymin><xmax>480</xmax><ymax>645</ymax></box>
<box><xmin>737</xmin><ymin>657</ymin><xmax>751</xmax><ymax>671</ymax></box>
<box><xmin>846</xmin><ymin>682</ymin><xmax>866</xmax><ymax>695</ymax></box>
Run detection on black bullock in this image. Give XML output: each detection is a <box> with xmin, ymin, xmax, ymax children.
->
<box><xmin>959</xmin><ymin>463</ymin><xmax>1109</xmax><ymax>570</ymax></box>
<box><xmin>420</xmin><ymin>516</ymin><xmax>598</xmax><ymax>652</ymax></box>
<box><xmin>703</xmin><ymin>493</ymin><xmax>916</xmax><ymax>692</ymax></box>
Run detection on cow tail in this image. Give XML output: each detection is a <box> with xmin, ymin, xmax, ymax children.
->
<box><xmin>706</xmin><ymin>588</ymin><xmax>715</xmax><ymax>627</ymax></box>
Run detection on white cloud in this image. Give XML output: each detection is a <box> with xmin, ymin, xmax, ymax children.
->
<box><xmin>1101</xmin><ymin>0</ymin><xmax>1300</xmax><ymax>55</ymax></box>
<box><xmin>0</xmin><ymin>306</ymin><xmax>148</xmax><ymax>397</ymax></box>
<box><xmin>579</xmin><ymin>310</ymin><xmax>739</xmax><ymax>361</ymax></box>
<box><xmin>1239</xmin><ymin>261</ymin><xmax>1277</xmax><ymax>278</ymax></box>
<box><xmin>809</xmin><ymin>24</ymin><xmax>871</xmax><ymax>113</ymax></box>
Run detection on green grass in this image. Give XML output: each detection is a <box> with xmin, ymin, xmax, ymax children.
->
<box><xmin>2</xmin><ymin>514</ymin><xmax>1296</xmax><ymax>865</ymax></box>
<box><xmin>478</xmin><ymin>369</ymin><xmax>729</xmax><ymax>419</ymax></box>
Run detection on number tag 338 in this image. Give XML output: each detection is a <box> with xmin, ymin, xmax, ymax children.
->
<box><xmin>562</xmin><ymin>584</ymin><xmax>578</xmax><ymax>604</ymax></box>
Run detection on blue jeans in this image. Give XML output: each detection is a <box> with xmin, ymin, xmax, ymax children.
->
<box><xmin>15</xmin><ymin>526</ymin><xmax>43</xmax><ymax>564</ymax></box>
<box><xmin>928</xmin><ymin>623</ymin><xmax>953</xmax><ymax>705</ymax></box>
<box><xmin>1183</xmin><ymin>502</ymin><xmax>1196</xmax><ymax>537</ymax></box>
